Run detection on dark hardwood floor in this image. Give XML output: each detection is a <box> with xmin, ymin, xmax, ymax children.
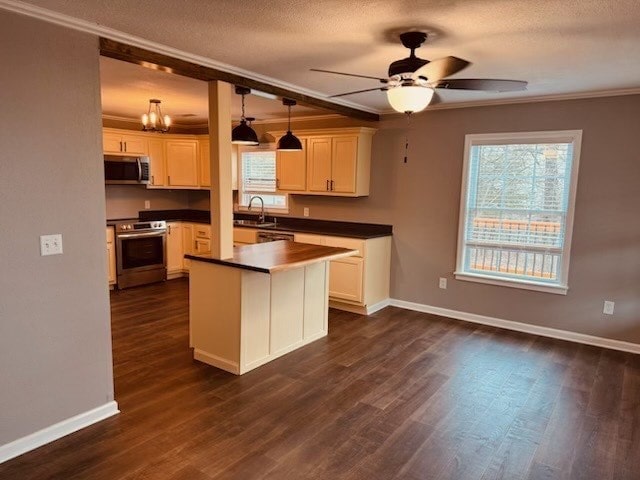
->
<box><xmin>1</xmin><ymin>278</ymin><xmax>639</xmax><ymax>479</ymax></box>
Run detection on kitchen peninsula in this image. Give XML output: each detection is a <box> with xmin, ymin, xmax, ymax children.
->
<box><xmin>186</xmin><ymin>240</ymin><xmax>356</xmax><ymax>374</ymax></box>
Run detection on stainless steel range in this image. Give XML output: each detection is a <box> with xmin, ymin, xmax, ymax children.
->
<box><xmin>115</xmin><ymin>220</ymin><xmax>167</xmax><ymax>289</ymax></box>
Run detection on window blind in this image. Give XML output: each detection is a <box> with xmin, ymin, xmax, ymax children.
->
<box><xmin>460</xmin><ymin>140</ymin><xmax>577</xmax><ymax>286</ymax></box>
<box><xmin>241</xmin><ymin>151</ymin><xmax>276</xmax><ymax>192</ymax></box>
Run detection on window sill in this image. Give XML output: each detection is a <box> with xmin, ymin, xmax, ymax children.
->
<box><xmin>454</xmin><ymin>272</ymin><xmax>568</xmax><ymax>295</ymax></box>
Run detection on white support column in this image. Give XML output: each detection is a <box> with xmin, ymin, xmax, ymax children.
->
<box><xmin>208</xmin><ymin>81</ymin><xmax>234</xmax><ymax>259</ymax></box>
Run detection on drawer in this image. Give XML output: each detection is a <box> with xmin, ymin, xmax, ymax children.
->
<box><xmin>324</xmin><ymin>236</ymin><xmax>364</xmax><ymax>257</ymax></box>
<box><xmin>233</xmin><ymin>228</ymin><xmax>258</xmax><ymax>244</ymax></box>
<box><xmin>293</xmin><ymin>233</ymin><xmax>325</xmax><ymax>246</ymax></box>
<box><xmin>194</xmin><ymin>224</ymin><xmax>211</xmax><ymax>239</ymax></box>
<box><xmin>106</xmin><ymin>227</ymin><xmax>114</xmax><ymax>244</ymax></box>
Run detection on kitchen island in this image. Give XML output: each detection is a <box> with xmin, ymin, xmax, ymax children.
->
<box><xmin>185</xmin><ymin>240</ymin><xmax>356</xmax><ymax>375</ymax></box>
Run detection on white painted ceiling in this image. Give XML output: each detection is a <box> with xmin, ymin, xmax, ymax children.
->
<box><xmin>13</xmin><ymin>0</ymin><xmax>640</xmax><ymax>114</ymax></box>
<box><xmin>99</xmin><ymin>57</ymin><xmax>329</xmax><ymax>125</ymax></box>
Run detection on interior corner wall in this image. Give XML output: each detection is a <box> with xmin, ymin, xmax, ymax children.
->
<box><xmin>0</xmin><ymin>10</ymin><xmax>115</xmax><ymax>445</ymax></box>
<box><xmin>287</xmin><ymin>95</ymin><xmax>640</xmax><ymax>344</ymax></box>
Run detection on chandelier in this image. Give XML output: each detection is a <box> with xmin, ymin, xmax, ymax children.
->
<box><xmin>141</xmin><ymin>99</ymin><xmax>171</xmax><ymax>132</ymax></box>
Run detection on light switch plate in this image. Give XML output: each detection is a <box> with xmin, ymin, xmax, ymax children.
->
<box><xmin>144</xmin><ymin>200</ymin><xmax>151</xmax><ymax>209</ymax></box>
<box><xmin>303</xmin><ymin>207</ymin><xmax>310</xmax><ymax>217</ymax></box>
<box><xmin>603</xmin><ymin>301</ymin><xmax>615</xmax><ymax>315</ymax></box>
<box><xmin>40</xmin><ymin>234</ymin><xmax>63</xmax><ymax>256</ymax></box>
<box><xmin>439</xmin><ymin>277</ymin><xmax>447</xmax><ymax>289</ymax></box>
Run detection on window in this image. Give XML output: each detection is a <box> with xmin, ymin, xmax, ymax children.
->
<box><xmin>455</xmin><ymin>130</ymin><xmax>582</xmax><ymax>294</ymax></box>
<box><xmin>238</xmin><ymin>147</ymin><xmax>288</xmax><ymax>211</ymax></box>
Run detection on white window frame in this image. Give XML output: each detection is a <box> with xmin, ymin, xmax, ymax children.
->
<box><xmin>455</xmin><ymin>130</ymin><xmax>583</xmax><ymax>295</ymax></box>
<box><xmin>237</xmin><ymin>144</ymin><xmax>289</xmax><ymax>214</ymax></box>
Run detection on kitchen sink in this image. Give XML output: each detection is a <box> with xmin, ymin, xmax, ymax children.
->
<box><xmin>233</xmin><ymin>219</ymin><xmax>276</xmax><ymax>228</ymax></box>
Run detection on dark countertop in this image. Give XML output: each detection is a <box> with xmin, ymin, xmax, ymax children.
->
<box><xmin>185</xmin><ymin>241</ymin><xmax>356</xmax><ymax>274</ymax></box>
<box><xmin>137</xmin><ymin>210</ymin><xmax>392</xmax><ymax>239</ymax></box>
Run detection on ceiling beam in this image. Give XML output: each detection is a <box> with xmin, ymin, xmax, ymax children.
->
<box><xmin>99</xmin><ymin>38</ymin><xmax>379</xmax><ymax>123</ymax></box>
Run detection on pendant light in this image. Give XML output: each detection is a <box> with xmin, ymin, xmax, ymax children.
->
<box><xmin>142</xmin><ymin>99</ymin><xmax>171</xmax><ymax>132</ymax></box>
<box><xmin>232</xmin><ymin>86</ymin><xmax>259</xmax><ymax>146</ymax></box>
<box><xmin>277</xmin><ymin>98</ymin><xmax>303</xmax><ymax>151</ymax></box>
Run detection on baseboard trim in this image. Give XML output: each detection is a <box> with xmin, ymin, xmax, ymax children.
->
<box><xmin>367</xmin><ymin>299</ymin><xmax>391</xmax><ymax>315</ymax></box>
<box><xmin>389</xmin><ymin>299</ymin><xmax>640</xmax><ymax>355</ymax></box>
<box><xmin>0</xmin><ymin>401</ymin><xmax>119</xmax><ymax>464</ymax></box>
<box><xmin>193</xmin><ymin>349</ymin><xmax>240</xmax><ymax>374</ymax></box>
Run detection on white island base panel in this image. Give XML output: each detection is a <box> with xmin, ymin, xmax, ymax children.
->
<box><xmin>189</xmin><ymin>260</ymin><xmax>329</xmax><ymax>375</ymax></box>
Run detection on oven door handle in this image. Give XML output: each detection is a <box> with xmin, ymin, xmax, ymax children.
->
<box><xmin>117</xmin><ymin>231</ymin><xmax>166</xmax><ymax>239</ymax></box>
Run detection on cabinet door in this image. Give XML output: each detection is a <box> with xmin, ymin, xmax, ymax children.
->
<box><xmin>166</xmin><ymin>140</ymin><xmax>199</xmax><ymax>187</ymax></box>
<box><xmin>199</xmin><ymin>138</ymin><xmax>211</xmax><ymax>187</ymax></box>
<box><xmin>307</xmin><ymin>137</ymin><xmax>332</xmax><ymax>192</ymax></box>
<box><xmin>121</xmin><ymin>135</ymin><xmax>147</xmax><ymax>155</ymax></box>
<box><xmin>182</xmin><ymin>223</ymin><xmax>194</xmax><ymax>271</ymax></box>
<box><xmin>194</xmin><ymin>239</ymin><xmax>211</xmax><ymax>254</ymax></box>
<box><xmin>166</xmin><ymin>222</ymin><xmax>184</xmax><ymax>273</ymax></box>
<box><xmin>329</xmin><ymin>257</ymin><xmax>364</xmax><ymax>303</ymax></box>
<box><xmin>331</xmin><ymin>136</ymin><xmax>358</xmax><ymax>193</ymax></box>
<box><xmin>276</xmin><ymin>138</ymin><xmax>307</xmax><ymax>191</ymax></box>
<box><xmin>147</xmin><ymin>138</ymin><xmax>166</xmax><ymax>187</ymax></box>
<box><xmin>103</xmin><ymin>133</ymin><xmax>123</xmax><ymax>154</ymax></box>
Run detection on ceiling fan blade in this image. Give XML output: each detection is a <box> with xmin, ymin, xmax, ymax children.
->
<box><xmin>311</xmin><ymin>68</ymin><xmax>388</xmax><ymax>83</ymax></box>
<box><xmin>329</xmin><ymin>87</ymin><xmax>388</xmax><ymax>98</ymax></box>
<box><xmin>433</xmin><ymin>78</ymin><xmax>528</xmax><ymax>92</ymax></box>
<box><xmin>411</xmin><ymin>56</ymin><xmax>470</xmax><ymax>82</ymax></box>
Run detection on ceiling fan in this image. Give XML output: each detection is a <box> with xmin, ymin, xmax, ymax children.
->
<box><xmin>311</xmin><ymin>31</ymin><xmax>527</xmax><ymax>114</ymax></box>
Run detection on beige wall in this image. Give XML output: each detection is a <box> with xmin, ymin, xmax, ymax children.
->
<box><xmin>282</xmin><ymin>95</ymin><xmax>640</xmax><ymax>344</ymax></box>
<box><xmin>105</xmin><ymin>185</ymin><xmax>191</xmax><ymax>219</ymax></box>
<box><xmin>0</xmin><ymin>11</ymin><xmax>115</xmax><ymax>444</ymax></box>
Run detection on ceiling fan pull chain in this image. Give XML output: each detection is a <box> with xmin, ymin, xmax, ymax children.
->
<box><xmin>404</xmin><ymin>112</ymin><xmax>411</xmax><ymax>163</ymax></box>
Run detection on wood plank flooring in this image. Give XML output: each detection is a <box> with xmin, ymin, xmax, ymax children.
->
<box><xmin>1</xmin><ymin>278</ymin><xmax>639</xmax><ymax>479</ymax></box>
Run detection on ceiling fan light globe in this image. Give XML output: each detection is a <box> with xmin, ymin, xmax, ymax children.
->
<box><xmin>387</xmin><ymin>86</ymin><xmax>434</xmax><ymax>114</ymax></box>
<box><xmin>232</xmin><ymin>120</ymin><xmax>259</xmax><ymax>145</ymax></box>
<box><xmin>277</xmin><ymin>131</ymin><xmax>303</xmax><ymax>151</ymax></box>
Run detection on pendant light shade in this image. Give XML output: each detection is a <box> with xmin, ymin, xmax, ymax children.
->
<box><xmin>232</xmin><ymin>119</ymin><xmax>259</xmax><ymax>145</ymax></box>
<box><xmin>277</xmin><ymin>98</ymin><xmax>303</xmax><ymax>151</ymax></box>
<box><xmin>232</xmin><ymin>86</ymin><xmax>259</xmax><ymax>146</ymax></box>
<box><xmin>387</xmin><ymin>85</ymin><xmax>434</xmax><ymax>114</ymax></box>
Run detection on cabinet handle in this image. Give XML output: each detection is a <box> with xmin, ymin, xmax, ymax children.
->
<box><xmin>326</xmin><ymin>179</ymin><xmax>329</xmax><ymax>191</ymax></box>
<box><xmin>276</xmin><ymin>178</ymin><xmax>280</xmax><ymax>189</ymax></box>
<box><xmin>151</xmin><ymin>175</ymin><xmax>155</xmax><ymax>185</ymax></box>
<box><xmin>168</xmin><ymin>225</ymin><xmax>171</xmax><ymax>234</ymax></box>
<box><xmin>331</xmin><ymin>180</ymin><xmax>335</xmax><ymax>191</ymax></box>
<box><xmin>119</xmin><ymin>141</ymin><xmax>123</xmax><ymax>152</ymax></box>
<box><xmin>168</xmin><ymin>175</ymin><xmax>171</xmax><ymax>185</ymax></box>
<box><xmin>123</xmin><ymin>142</ymin><xmax>127</xmax><ymax>153</ymax></box>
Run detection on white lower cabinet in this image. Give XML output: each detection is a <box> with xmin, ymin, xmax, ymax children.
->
<box><xmin>166</xmin><ymin>222</ymin><xmax>184</xmax><ymax>274</ymax></box>
<box><xmin>329</xmin><ymin>257</ymin><xmax>364</xmax><ymax>302</ymax></box>
<box><xmin>167</xmin><ymin>221</ymin><xmax>212</xmax><ymax>277</ymax></box>
<box><xmin>295</xmin><ymin>233</ymin><xmax>391</xmax><ymax>314</ymax></box>
<box><xmin>107</xmin><ymin>227</ymin><xmax>116</xmax><ymax>287</ymax></box>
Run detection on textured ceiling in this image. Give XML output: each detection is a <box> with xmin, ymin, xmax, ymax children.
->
<box><xmin>99</xmin><ymin>57</ymin><xmax>329</xmax><ymax>125</ymax></box>
<box><xmin>14</xmin><ymin>0</ymin><xmax>640</xmax><ymax>112</ymax></box>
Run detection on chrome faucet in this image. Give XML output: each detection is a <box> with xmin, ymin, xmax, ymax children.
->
<box><xmin>248</xmin><ymin>196</ymin><xmax>265</xmax><ymax>223</ymax></box>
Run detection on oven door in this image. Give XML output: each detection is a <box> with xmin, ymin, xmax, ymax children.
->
<box><xmin>116</xmin><ymin>231</ymin><xmax>166</xmax><ymax>276</ymax></box>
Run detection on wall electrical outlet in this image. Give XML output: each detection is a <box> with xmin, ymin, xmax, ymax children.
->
<box><xmin>303</xmin><ymin>207</ymin><xmax>310</xmax><ymax>217</ymax></box>
<box><xmin>40</xmin><ymin>234</ymin><xmax>63</xmax><ymax>256</ymax></box>
<box><xmin>439</xmin><ymin>277</ymin><xmax>447</xmax><ymax>289</ymax></box>
<box><xmin>144</xmin><ymin>200</ymin><xmax>151</xmax><ymax>209</ymax></box>
<box><xmin>603</xmin><ymin>301</ymin><xmax>615</xmax><ymax>315</ymax></box>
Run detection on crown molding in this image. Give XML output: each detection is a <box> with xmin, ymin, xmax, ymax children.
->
<box><xmin>0</xmin><ymin>0</ymin><xmax>379</xmax><ymax>116</ymax></box>
<box><xmin>252</xmin><ymin>113</ymin><xmax>346</xmax><ymax>125</ymax></box>
<box><xmin>102</xmin><ymin>114</ymin><xmax>209</xmax><ymax>129</ymax></box>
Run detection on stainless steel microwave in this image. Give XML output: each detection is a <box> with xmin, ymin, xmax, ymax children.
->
<box><xmin>104</xmin><ymin>155</ymin><xmax>150</xmax><ymax>185</ymax></box>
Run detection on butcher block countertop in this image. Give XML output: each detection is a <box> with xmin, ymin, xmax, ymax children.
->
<box><xmin>185</xmin><ymin>240</ymin><xmax>356</xmax><ymax>274</ymax></box>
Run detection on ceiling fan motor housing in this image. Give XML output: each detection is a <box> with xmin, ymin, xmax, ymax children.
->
<box><xmin>388</xmin><ymin>31</ymin><xmax>430</xmax><ymax>78</ymax></box>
